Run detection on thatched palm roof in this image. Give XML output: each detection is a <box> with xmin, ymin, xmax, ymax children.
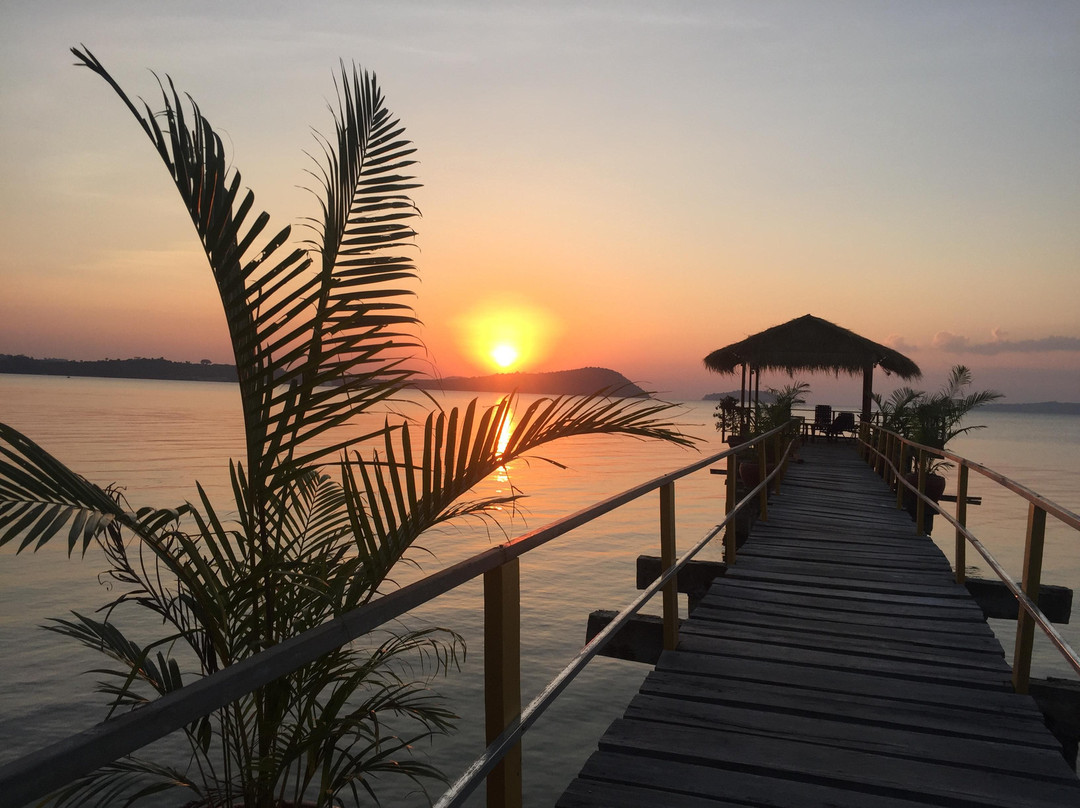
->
<box><xmin>703</xmin><ymin>314</ymin><xmax>921</xmax><ymax>379</ymax></box>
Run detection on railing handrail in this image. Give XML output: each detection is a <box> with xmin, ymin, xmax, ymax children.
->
<box><xmin>0</xmin><ymin>421</ymin><xmax>795</xmax><ymax>808</ymax></box>
<box><xmin>869</xmin><ymin>425</ymin><xmax>1080</xmax><ymax>531</ymax></box>
<box><xmin>435</xmin><ymin>430</ymin><xmax>800</xmax><ymax>808</ymax></box>
<box><xmin>861</xmin><ymin>423</ymin><xmax>1080</xmax><ymax>685</ymax></box>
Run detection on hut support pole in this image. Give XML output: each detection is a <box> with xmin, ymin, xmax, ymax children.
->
<box><xmin>740</xmin><ymin>364</ymin><xmax>747</xmax><ymax>433</ymax></box>
<box><xmin>861</xmin><ymin>362</ymin><xmax>874</xmax><ymax>458</ymax></box>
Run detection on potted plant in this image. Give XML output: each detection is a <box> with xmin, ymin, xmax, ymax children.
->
<box><xmin>737</xmin><ymin>381</ymin><xmax>809</xmax><ymax>488</ymax></box>
<box><xmin>875</xmin><ymin>366</ymin><xmax>1002</xmax><ymax>530</ymax></box>
<box><xmin>712</xmin><ymin>395</ymin><xmax>741</xmax><ymax>441</ymax></box>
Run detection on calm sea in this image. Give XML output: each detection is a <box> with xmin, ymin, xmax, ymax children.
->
<box><xmin>1</xmin><ymin>374</ymin><xmax>1078</xmax><ymax>806</ymax></box>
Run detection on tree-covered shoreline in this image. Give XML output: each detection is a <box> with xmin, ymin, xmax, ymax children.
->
<box><xmin>0</xmin><ymin>354</ymin><xmax>237</xmax><ymax>382</ymax></box>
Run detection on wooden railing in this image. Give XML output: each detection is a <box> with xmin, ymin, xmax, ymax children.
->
<box><xmin>860</xmin><ymin>423</ymin><xmax>1080</xmax><ymax>693</ymax></box>
<box><xmin>0</xmin><ymin>424</ymin><xmax>799</xmax><ymax>808</ymax></box>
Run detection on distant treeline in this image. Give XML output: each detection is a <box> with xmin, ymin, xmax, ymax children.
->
<box><xmin>0</xmin><ymin>355</ymin><xmax>238</xmax><ymax>383</ymax></box>
<box><xmin>1</xmin><ymin>356</ymin><xmax>650</xmax><ymax>398</ymax></box>
<box><xmin>984</xmin><ymin>401</ymin><xmax>1080</xmax><ymax>415</ymax></box>
<box><xmin>703</xmin><ymin>390</ymin><xmax>778</xmax><ymax>404</ymax></box>
<box><xmin>413</xmin><ymin>367</ymin><xmax>648</xmax><ymax>397</ymax></box>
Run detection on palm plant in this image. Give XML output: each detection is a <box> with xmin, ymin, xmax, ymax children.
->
<box><xmin>873</xmin><ymin>365</ymin><xmax>1002</xmax><ymax>473</ymax></box>
<box><xmin>907</xmin><ymin>365</ymin><xmax>1003</xmax><ymax>452</ymax></box>
<box><xmin>755</xmin><ymin>381</ymin><xmax>810</xmax><ymax>435</ymax></box>
<box><xmin>0</xmin><ymin>48</ymin><xmax>692</xmax><ymax>807</ymax></box>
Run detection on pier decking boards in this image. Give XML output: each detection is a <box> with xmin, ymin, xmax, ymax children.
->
<box><xmin>559</xmin><ymin>443</ymin><xmax>1080</xmax><ymax>807</ymax></box>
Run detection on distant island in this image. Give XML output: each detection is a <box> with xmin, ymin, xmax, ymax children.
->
<box><xmin>704</xmin><ymin>390</ymin><xmax>778</xmax><ymax>404</ymax></box>
<box><xmin>1</xmin><ymin>355</ymin><xmax>648</xmax><ymax>398</ymax></box>
<box><xmin>700</xmin><ymin>392</ymin><xmax>1079</xmax><ymax>414</ymax></box>
<box><xmin>984</xmin><ymin>401</ymin><xmax>1080</xmax><ymax>415</ymax></box>
<box><xmin>0</xmin><ymin>354</ymin><xmax>238</xmax><ymax>382</ymax></box>
<box><xmin>414</xmin><ymin>367</ymin><xmax>648</xmax><ymax>397</ymax></box>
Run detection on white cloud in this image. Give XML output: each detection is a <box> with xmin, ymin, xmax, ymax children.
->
<box><xmin>934</xmin><ymin>332</ymin><xmax>1080</xmax><ymax>355</ymax></box>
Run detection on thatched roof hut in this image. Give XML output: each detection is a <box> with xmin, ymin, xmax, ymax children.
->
<box><xmin>703</xmin><ymin>314</ymin><xmax>921</xmax><ymax>421</ymax></box>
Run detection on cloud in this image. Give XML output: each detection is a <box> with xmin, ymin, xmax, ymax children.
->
<box><xmin>932</xmin><ymin>331</ymin><xmax>969</xmax><ymax>352</ymax></box>
<box><xmin>933</xmin><ymin>331</ymin><xmax>1080</xmax><ymax>355</ymax></box>
<box><xmin>887</xmin><ymin>335</ymin><xmax>917</xmax><ymax>352</ymax></box>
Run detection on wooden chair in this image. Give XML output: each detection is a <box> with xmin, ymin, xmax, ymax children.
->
<box><xmin>826</xmin><ymin>411</ymin><xmax>856</xmax><ymax>441</ymax></box>
<box><xmin>813</xmin><ymin>405</ymin><xmax>832</xmax><ymax>441</ymax></box>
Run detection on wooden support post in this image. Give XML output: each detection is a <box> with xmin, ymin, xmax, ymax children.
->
<box><xmin>1013</xmin><ymin>504</ymin><xmax>1047</xmax><ymax>694</ymax></box>
<box><xmin>861</xmin><ymin>362</ymin><xmax>873</xmax><ymax>445</ymax></box>
<box><xmin>954</xmin><ymin>463</ymin><xmax>969</xmax><ymax>584</ymax></box>
<box><xmin>660</xmin><ymin>482</ymin><xmax>678</xmax><ymax>651</ymax></box>
<box><xmin>724</xmin><ymin>453</ymin><xmax>737</xmax><ymax>565</ymax></box>
<box><xmin>758</xmin><ymin>439</ymin><xmax>769</xmax><ymax>519</ymax></box>
<box><xmin>484</xmin><ymin>559</ymin><xmax>522</xmax><ymax>808</ymax></box>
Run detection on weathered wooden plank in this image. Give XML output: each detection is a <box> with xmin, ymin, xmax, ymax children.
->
<box><xmin>726</xmin><ymin>557</ymin><xmax>959</xmax><ymax>586</ymax></box>
<box><xmin>656</xmin><ymin>646</ymin><xmax>1031</xmax><ymax>713</ymax></box>
<box><xmin>714</xmin><ymin>573</ymin><xmax>985</xmax><ymax>611</ymax></box>
<box><xmin>598</xmin><ymin>718</ymin><xmax>1080</xmax><ymax>807</ymax></box>
<box><xmin>690</xmin><ymin>600</ymin><xmax>1003</xmax><ymax>649</ymax></box>
<box><xmin>566</xmin><ymin>752</ymin><xmax>940</xmax><ymax>808</ymax></box>
<box><xmin>737</xmin><ymin>542</ymin><xmax>951</xmax><ymax>569</ymax></box>
<box><xmin>722</xmin><ymin>567</ymin><xmax>974</xmax><ymax>600</ymax></box>
<box><xmin>623</xmin><ymin>693</ymin><xmax>1074</xmax><ymax>780</ymax></box>
<box><xmin>680</xmin><ymin>617</ymin><xmax>1011</xmax><ymax>670</ymax></box>
<box><xmin>639</xmin><ymin>670</ymin><xmax>1058</xmax><ymax>747</ymax></box>
<box><xmin>560</xmin><ymin>444</ymin><xmax>1080</xmax><ymax>807</ymax></box>
<box><xmin>965</xmin><ymin>577</ymin><xmax>1074</xmax><ymax>623</ymax></box>
<box><xmin>674</xmin><ymin>632</ymin><xmax>1014</xmax><ymax>688</ymax></box>
<box><xmin>699</xmin><ymin>574</ymin><xmax>989</xmax><ymax>617</ymax></box>
<box><xmin>557</xmin><ymin>776</ymin><xmax>747</xmax><ymax>808</ymax></box>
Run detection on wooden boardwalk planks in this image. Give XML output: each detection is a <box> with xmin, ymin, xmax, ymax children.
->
<box><xmin>558</xmin><ymin>443</ymin><xmax>1080</xmax><ymax>807</ymax></box>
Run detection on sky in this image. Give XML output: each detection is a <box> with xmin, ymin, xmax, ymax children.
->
<box><xmin>1</xmin><ymin>1</ymin><xmax>1077</xmax><ymax>404</ymax></box>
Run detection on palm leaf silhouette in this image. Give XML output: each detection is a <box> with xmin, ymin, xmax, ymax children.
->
<box><xmin>73</xmin><ymin>47</ymin><xmax>421</xmax><ymax>501</ymax></box>
<box><xmin>0</xmin><ymin>49</ymin><xmax>693</xmax><ymax>806</ymax></box>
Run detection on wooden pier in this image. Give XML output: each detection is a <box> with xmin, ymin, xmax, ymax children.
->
<box><xmin>559</xmin><ymin>444</ymin><xmax>1080</xmax><ymax>807</ymax></box>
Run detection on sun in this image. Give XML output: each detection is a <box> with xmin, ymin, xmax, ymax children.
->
<box><xmin>491</xmin><ymin>343</ymin><xmax>519</xmax><ymax>369</ymax></box>
<box><xmin>459</xmin><ymin>301</ymin><xmax>559</xmax><ymax>374</ymax></box>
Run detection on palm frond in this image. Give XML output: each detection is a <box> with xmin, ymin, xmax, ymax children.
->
<box><xmin>3</xmin><ymin>51</ymin><xmax>700</xmax><ymax>807</ymax></box>
<box><xmin>44</xmin><ymin>612</ymin><xmax>186</xmax><ymax>715</ymax></box>
<box><xmin>0</xmin><ymin>423</ymin><xmax>186</xmax><ymax>554</ymax></box>
<box><xmin>73</xmin><ymin>49</ymin><xmax>425</xmax><ymax>503</ymax></box>
<box><xmin>44</xmin><ymin>757</ymin><xmax>202</xmax><ymax>808</ymax></box>
<box><xmin>338</xmin><ymin>392</ymin><xmax>694</xmax><ymax>595</ymax></box>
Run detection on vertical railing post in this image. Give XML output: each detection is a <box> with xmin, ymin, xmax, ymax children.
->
<box><xmin>915</xmin><ymin>448</ymin><xmax>928</xmax><ymax>534</ymax></box>
<box><xmin>896</xmin><ymin>442</ymin><xmax>908</xmax><ymax>509</ymax></box>
<box><xmin>484</xmin><ymin>559</ymin><xmax>521</xmax><ymax>808</ymax></box>
<box><xmin>879</xmin><ymin>430</ymin><xmax>890</xmax><ymax>481</ymax></box>
<box><xmin>770</xmin><ymin>434</ymin><xmax>782</xmax><ymax>496</ymax></box>
<box><xmin>954</xmin><ymin>463</ymin><xmax>969</xmax><ymax>584</ymax></box>
<box><xmin>724</xmin><ymin>452</ymin><xmax>737</xmax><ymax>565</ymax></box>
<box><xmin>758</xmin><ymin>438</ymin><xmax>769</xmax><ymax>518</ymax></box>
<box><xmin>875</xmin><ymin>429</ymin><xmax>886</xmax><ymax>477</ymax></box>
<box><xmin>883</xmin><ymin>432</ymin><xmax>893</xmax><ymax>483</ymax></box>
<box><xmin>1013</xmin><ymin>504</ymin><xmax>1047</xmax><ymax>694</ymax></box>
<box><xmin>660</xmin><ymin>482</ymin><xmax>678</xmax><ymax>650</ymax></box>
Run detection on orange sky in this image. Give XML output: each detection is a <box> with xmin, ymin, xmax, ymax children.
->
<box><xmin>1</xmin><ymin>2</ymin><xmax>1078</xmax><ymax>403</ymax></box>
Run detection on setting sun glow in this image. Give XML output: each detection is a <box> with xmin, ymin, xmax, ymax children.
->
<box><xmin>491</xmin><ymin>344</ymin><xmax>519</xmax><ymax>368</ymax></box>
<box><xmin>459</xmin><ymin>302</ymin><xmax>558</xmax><ymax>374</ymax></box>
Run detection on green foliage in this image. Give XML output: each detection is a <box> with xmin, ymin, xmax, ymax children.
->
<box><xmin>712</xmin><ymin>396</ymin><xmax>740</xmax><ymax>436</ymax></box>
<box><xmin>756</xmin><ymin>381</ymin><xmax>810</xmax><ymax>435</ymax></box>
<box><xmin>0</xmin><ymin>49</ymin><xmax>692</xmax><ymax>807</ymax></box>
<box><xmin>872</xmin><ymin>364</ymin><xmax>1002</xmax><ymax>473</ymax></box>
